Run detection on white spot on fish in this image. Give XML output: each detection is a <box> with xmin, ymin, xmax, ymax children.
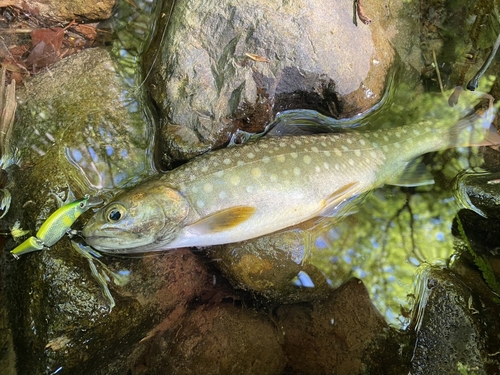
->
<box><xmin>252</xmin><ymin>168</ymin><xmax>262</xmax><ymax>178</ymax></box>
<box><xmin>354</xmin><ymin>150</ymin><xmax>361</xmax><ymax>157</ymax></box>
<box><xmin>191</xmin><ymin>186</ymin><xmax>199</xmax><ymax>193</ymax></box>
<box><xmin>382</xmin><ymin>145</ymin><xmax>389</xmax><ymax>152</ymax></box>
<box><xmin>197</xmin><ymin>200</ymin><xmax>205</xmax><ymax>208</ymax></box>
<box><xmin>223</xmin><ymin>158</ymin><xmax>232</xmax><ymax>165</ymax></box>
<box><xmin>323</xmin><ymin>162</ymin><xmax>330</xmax><ymax>169</ymax></box>
<box><xmin>262</xmin><ymin>156</ymin><xmax>270</xmax><ymax>164</ymax></box>
<box><xmin>424</xmin><ymin>127</ymin><xmax>431</xmax><ymax>132</ymax></box>
<box><xmin>270</xmin><ymin>174</ymin><xmax>278</xmax><ymax>182</ymax></box>
<box><xmin>370</xmin><ymin>151</ymin><xmax>377</xmax><ymax>158</ymax></box>
<box><xmin>373</xmin><ymin>132</ymin><xmax>379</xmax><ymax>138</ymax></box>
<box><xmin>279</xmin><ymin>142</ymin><xmax>286</xmax><ymax>148</ymax></box>
<box><xmin>303</xmin><ymin>155</ymin><xmax>312</xmax><ymax>164</ymax></box>
<box><xmin>311</xmin><ymin>147</ymin><xmax>319</xmax><ymax>153</ymax></box>
<box><xmin>324</xmin><ymin>151</ymin><xmax>331</xmax><ymax>157</ymax></box>
<box><xmin>315</xmin><ymin>166</ymin><xmax>321</xmax><ymax>172</ymax></box>
<box><xmin>246</xmin><ymin>185</ymin><xmax>254</xmax><ymax>193</ymax></box>
<box><xmin>219</xmin><ymin>191</ymin><xmax>227</xmax><ymax>199</ymax></box>
<box><xmin>215</xmin><ymin>171</ymin><xmax>224</xmax><ymax>178</ymax></box>
<box><xmin>334</xmin><ymin>164</ymin><xmax>340</xmax><ymax>170</ymax></box>
<box><xmin>231</xmin><ymin>176</ymin><xmax>240</xmax><ymax>186</ymax></box>
<box><xmin>334</xmin><ymin>148</ymin><xmax>342</xmax><ymax>156</ymax></box>
<box><xmin>201</xmin><ymin>165</ymin><xmax>209</xmax><ymax>172</ymax></box>
<box><xmin>290</xmin><ymin>144</ymin><xmax>296</xmax><ymax>149</ymax></box>
<box><xmin>291</xmin><ymin>152</ymin><xmax>298</xmax><ymax>159</ymax></box>
<box><xmin>277</xmin><ymin>155</ymin><xmax>286</xmax><ymax>162</ymax></box>
<box><xmin>395</xmin><ymin>131</ymin><xmax>401</xmax><ymax>138</ymax></box>
<box><xmin>348</xmin><ymin>159</ymin><xmax>355</xmax><ymax>166</ymax></box>
<box><xmin>413</xmin><ymin>129</ymin><xmax>421</xmax><ymax>136</ymax></box>
<box><xmin>247</xmin><ymin>152</ymin><xmax>255</xmax><ymax>159</ymax></box>
<box><xmin>360</xmin><ymin>139</ymin><xmax>366</xmax><ymax>146</ymax></box>
<box><xmin>294</xmin><ymin>139</ymin><xmax>302</xmax><ymax>145</ymax></box>
<box><xmin>293</xmin><ymin>167</ymin><xmax>301</xmax><ymax>176</ymax></box>
<box><xmin>321</xmin><ymin>142</ymin><xmax>327</xmax><ymax>147</ymax></box>
<box><xmin>347</xmin><ymin>138</ymin><xmax>353</xmax><ymax>144</ymax></box>
<box><xmin>393</xmin><ymin>142</ymin><xmax>401</xmax><ymax>149</ymax></box>
<box><xmin>383</xmin><ymin>136</ymin><xmax>389</xmax><ymax>142</ymax></box>
<box><xmin>203</xmin><ymin>183</ymin><xmax>213</xmax><ymax>193</ymax></box>
<box><xmin>237</xmin><ymin>160</ymin><xmax>245</xmax><ymax>166</ymax></box>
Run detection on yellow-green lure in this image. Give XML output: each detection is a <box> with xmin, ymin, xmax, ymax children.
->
<box><xmin>10</xmin><ymin>236</ymin><xmax>44</xmax><ymax>260</ymax></box>
<box><xmin>10</xmin><ymin>195</ymin><xmax>103</xmax><ymax>258</ymax></box>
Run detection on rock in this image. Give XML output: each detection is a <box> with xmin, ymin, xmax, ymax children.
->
<box><xmin>12</xmin><ymin>47</ymin><xmax>155</xmax><ymax>192</ymax></box>
<box><xmin>276</xmin><ymin>278</ymin><xmax>406</xmax><ymax>375</ymax></box>
<box><xmin>144</xmin><ymin>304</ymin><xmax>286</xmax><ymax>375</ymax></box>
<box><xmin>145</xmin><ymin>0</ymin><xmax>395</xmax><ymax>165</ymax></box>
<box><xmin>210</xmin><ymin>227</ymin><xmax>334</xmax><ymax>303</ymax></box>
<box><xmin>1</xmin><ymin>46</ymin><xmax>163</xmax><ymax>375</ymax></box>
<box><xmin>409</xmin><ymin>266</ymin><xmax>500</xmax><ymax>375</ymax></box>
<box><xmin>20</xmin><ymin>0</ymin><xmax>115</xmax><ymax>21</ymax></box>
<box><xmin>2</xmin><ymin>247</ymin><xmax>228</xmax><ymax>375</ymax></box>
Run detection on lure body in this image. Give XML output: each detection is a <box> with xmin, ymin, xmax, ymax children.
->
<box><xmin>10</xmin><ymin>196</ymin><xmax>103</xmax><ymax>258</ymax></box>
<box><xmin>10</xmin><ymin>236</ymin><xmax>44</xmax><ymax>259</ymax></box>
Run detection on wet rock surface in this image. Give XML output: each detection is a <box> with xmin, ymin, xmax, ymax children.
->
<box><xmin>410</xmin><ymin>266</ymin><xmax>500</xmax><ymax>375</ymax></box>
<box><xmin>145</xmin><ymin>0</ymin><xmax>395</xmax><ymax>166</ymax></box>
<box><xmin>12</xmin><ymin>47</ymin><xmax>155</xmax><ymax>192</ymax></box>
<box><xmin>210</xmin><ymin>227</ymin><xmax>334</xmax><ymax>303</ymax></box>
<box><xmin>277</xmin><ymin>278</ymin><xmax>409</xmax><ymax>375</ymax></box>
<box><xmin>144</xmin><ymin>304</ymin><xmax>286</xmax><ymax>375</ymax></box>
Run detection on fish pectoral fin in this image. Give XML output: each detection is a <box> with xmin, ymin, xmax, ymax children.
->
<box><xmin>386</xmin><ymin>157</ymin><xmax>434</xmax><ymax>187</ymax></box>
<box><xmin>319</xmin><ymin>181</ymin><xmax>362</xmax><ymax>218</ymax></box>
<box><xmin>188</xmin><ymin>206</ymin><xmax>257</xmax><ymax>234</ymax></box>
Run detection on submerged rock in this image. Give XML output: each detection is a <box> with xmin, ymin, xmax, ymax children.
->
<box><xmin>410</xmin><ymin>265</ymin><xmax>500</xmax><ymax>375</ymax></box>
<box><xmin>145</xmin><ymin>304</ymin><xmax>286</xmax><ymax>375</ymax></box>
<box><xmin>210</xmin><ymin>227</ymin><xmax>333</xmax><ymax>303</ymax></box>
<box><xmin>276</xmin><ymin>278</ymin><xmax>407</xmax><ymax>375</ymax></box>
<box><xmin>145</xmin><ymin>0</ymin><xmax>395</xmax><ymax>166</ymax></box>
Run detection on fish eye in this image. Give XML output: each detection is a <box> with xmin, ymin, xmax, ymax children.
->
<box><xmin>79</xmin><ymin>202</ymin><xmax>85</xmax><ymax>208</ymax></box>
<box><xmin>106</xmin><ymin>205</ymin><xmax>126</xmax><ymax>222</ymax></box>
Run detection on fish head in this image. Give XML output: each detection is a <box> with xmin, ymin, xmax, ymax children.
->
<box><xmin>82</xmin><ymin>180</ymin><xmax>189</xmax><ymax>253</ymax></box>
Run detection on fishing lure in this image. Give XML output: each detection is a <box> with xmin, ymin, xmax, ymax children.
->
<box><xmin>10</xmin><ymin>195</ymin><xmax>103</xmax><ymax>258</ymax></box>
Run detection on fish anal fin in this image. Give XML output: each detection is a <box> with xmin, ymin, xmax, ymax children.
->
<box><xmin>189</xmin><ymin>206</ymin><xmax>256</xmax><ymax>233</ymax></box>
<box><xmin>319</xmin><ymin>181</ymin><xmax>362</xmax><ymax>217</ymax></box>
<box><xmin>386</xmin><ymin>156</ymin><xmax>434</xmax><ymax>187</ymax></box>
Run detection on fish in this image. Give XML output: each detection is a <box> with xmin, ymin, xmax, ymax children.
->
<box><xmin>82</xmin><ymin>93</ymin><xmax>500</xmax><ymax>254</ymax></box>
<box><xmin>10</xmin><ymin>195</ymin><xmax>103</xmax><ymax>258</ymax></box>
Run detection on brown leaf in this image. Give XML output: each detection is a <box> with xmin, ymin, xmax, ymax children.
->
<box><xmin>31</xmin><ymin>28</ymin><xmax>64</xmax><ymax>52</ymax></box>
<box><xmin>245</xmin><ymin>53</ymin><xmax>270</xmax><ymax>62</ymax></box>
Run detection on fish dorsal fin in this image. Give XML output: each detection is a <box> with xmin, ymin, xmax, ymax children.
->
<box><xmin>319</xmin><ymin>182</ymin><xmax>362</xmax><ymax>217</ymax></box>
<box><xmin>189</xmin><ymin>206</ymin><xmax>256</xmax><ymax>234</ymax></box>
<box><xmin>386</xmin><ymin>156</ymin><xmax>434</xmax><ymax>187</ymax></box>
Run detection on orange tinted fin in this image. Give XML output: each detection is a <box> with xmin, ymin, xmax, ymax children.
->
<box><xmin>189</xmin><ymin>206</ymin><xmax>256</xmax><ymax>233</ymax></box>
<box><xmin>319</xmin><ymin>181</ymin><xmax>362</xmax><ymax>217</ymax></box>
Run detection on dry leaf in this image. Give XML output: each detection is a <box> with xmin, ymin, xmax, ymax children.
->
<box><xmin>245</xmin><ymin>53</ymin><xmax>270</xmax><ymax>62</ymax></box>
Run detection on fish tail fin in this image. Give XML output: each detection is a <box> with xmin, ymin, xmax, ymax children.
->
<box><xmin>446</xmin><ymin>105</ymin><xmax>500</xmax><ymax>148</ymax></box>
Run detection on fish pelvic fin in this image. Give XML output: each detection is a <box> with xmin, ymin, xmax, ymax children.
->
<box><xmin>319</xmin><ymin>182</ymin><xmax>362</xmax><ymax>217</ymax></box>
<box><xmin>189</xmin><ymin>206</ymin><xmax>257</xmax><ymax>233</ymax></box>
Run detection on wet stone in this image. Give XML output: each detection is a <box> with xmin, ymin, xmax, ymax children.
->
<box><xmin>210</xmin><ymin>228</ymin><xmax>334</xmax><ymax>303</ymax></box>
<box><xmin>410</xmin><ymin>267</ymin><xmax>497</xmax><ymax>375</ymax></box>
<box><xmin>145</xmin><ymin>0</ymin><xmax>395</xmax><ymax>165</ymax></box>
<box><xmin>145</xmin><ymin>304</ymin><xmax>286</xmax><ymax>375</ymax></box>
<box><xmin>276</xmin><ymin>278</ymin><xmax>407</xmax><ymax>375</ymax></box>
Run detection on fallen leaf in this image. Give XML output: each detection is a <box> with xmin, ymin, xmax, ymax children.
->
<box><xmin>245</xmin><ymin>53</ymin><xmax>270</xmax><ymax>62</ymax></box>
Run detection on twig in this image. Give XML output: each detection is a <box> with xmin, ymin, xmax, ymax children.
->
<box><xmin>432</xmin><ymin>49</ymin><xmax>444</xmax><ymax>95</ymax></box>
